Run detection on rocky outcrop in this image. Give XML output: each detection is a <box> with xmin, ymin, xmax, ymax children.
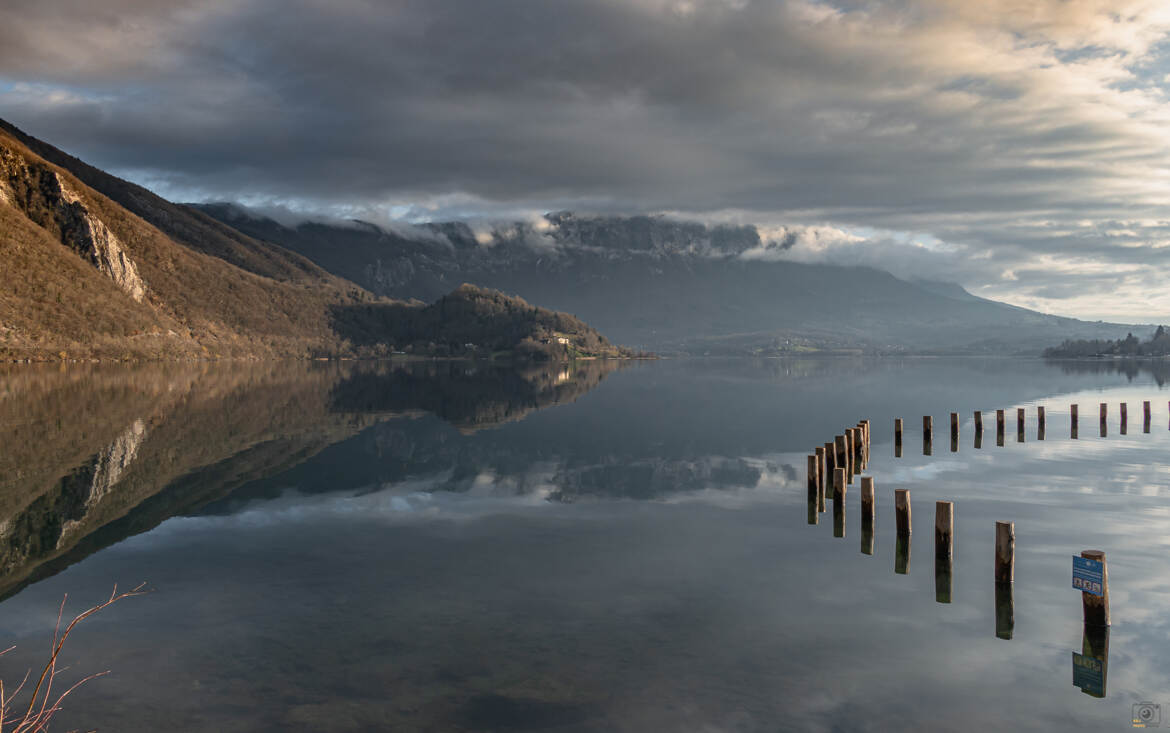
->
<box><xmin>0</xmin><ymin>145</ymin><xmax>147</xmax><ymax>301</ymax></box>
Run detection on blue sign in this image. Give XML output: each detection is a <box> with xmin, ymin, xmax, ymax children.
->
<box><xmin>1073</xmin><ymin>556</ymin><xmax>1104</xmax><ymax>597</ymax></box>
<box><xmin>1072</xmin><ymin>652</ymin><xmax>1104</xmax><ymax>696</ymax></box>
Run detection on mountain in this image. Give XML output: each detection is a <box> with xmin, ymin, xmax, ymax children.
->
<box><xmin>0</xmin><ymin>120</ymin><xmax>625</xmax><ymax>361</ymax></box>
<box><xmin>194</xmin><ymin>206</ymin><xmax>1146</xmax><ymax>354</ymax></box>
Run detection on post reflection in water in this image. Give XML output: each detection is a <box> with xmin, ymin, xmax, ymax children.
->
<box><xmin>995</xmin><ymin>582</ymin><xmax>1014</xmax><ymax>640</ymax></box>
<box><xmin>833</xmin><ymin>496</ymin><xmax>845</xmax><ymax>538</ymax></box>
<box><xmin>895</xmin><ymin>532</ymin><xmax>911</xmax><ymax>575</ymax></box>
<box><xmin>1073</xmin><ymin>625</ymin><xmax>1109</xmax><ymax>698</ymax></box>
<box><xmin>934</xmin><ymin>555</ymin><xmax>952</xmax><ymax>603</ymax></box>
<box><xmin>860</xmin><ymin>514</ymin><xmax>874</xmax><ymax>556</ymax></box>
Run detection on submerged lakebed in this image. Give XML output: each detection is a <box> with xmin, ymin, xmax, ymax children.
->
<box><xmin>0</xmin><ymin>357</ymin><xmax>1167</xmax><ymax>731</ymax></box>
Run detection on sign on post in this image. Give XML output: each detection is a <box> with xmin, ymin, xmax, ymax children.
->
<box><xmin>1073</xmin><ymin>556</ymin><xmax>1104</xmax><ymax>596</ymax></box>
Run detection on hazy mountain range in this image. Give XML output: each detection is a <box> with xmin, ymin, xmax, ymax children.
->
<box><xmin>194</xmin><ymin>205</ymin><xmax>1146</xmax><ymax>355</ymax></box>
<box><xmin>0</xmin><ymin>119</ymin><xmax>623</xmax><ymax>361</ymax></box>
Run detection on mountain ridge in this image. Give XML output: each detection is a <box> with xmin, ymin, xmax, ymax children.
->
<box><xmin>192</xmin><ymin>205</ymin><xmax>1146</xmax><ymax>354</ymax></box>
<box><xmin>0</xmin><ymin>120</ymin><xmax>626</xmax><ymax>362</ymax></box>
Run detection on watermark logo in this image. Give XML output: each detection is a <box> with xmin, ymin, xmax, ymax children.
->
<box><xmin>1133</xmin><ymin>702</ymin><xmax>1161</xmax><ymax>728</ymax></box>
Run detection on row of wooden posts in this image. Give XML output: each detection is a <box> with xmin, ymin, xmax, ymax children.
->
<box><xmin>806</xmin><ymin>418</ymin><xmax>1111</xmax><ymax>637</ymax></box>
<box><xmin>892</xmin><ymin>400</ymin><xmax>1167</xmax><ymax>455</ymax></box>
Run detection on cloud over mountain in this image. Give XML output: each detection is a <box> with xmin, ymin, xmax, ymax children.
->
<box><xmin>3</xmin><ymin>0</ymin><xmax>1170</xmax><ymax>320</ymax></box>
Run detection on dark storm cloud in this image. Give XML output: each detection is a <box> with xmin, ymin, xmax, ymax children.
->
<box><xmin>3</xmin><ymin>0</ymin><xmax>1170</xmax><ymax>319</ymax></box>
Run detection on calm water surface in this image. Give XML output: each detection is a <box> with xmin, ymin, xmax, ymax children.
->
<box><xmin>0</xmin><ymin>357</ymin><xmax>1168</xmax><ymax>732</ymax></box>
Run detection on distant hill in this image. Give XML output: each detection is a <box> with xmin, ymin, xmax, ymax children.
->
<box><xmin>1044</xmin><ymin>326</ymin><xmax>1170</xmax><ymax>358</ymax></box>
<box><xmin>0</xmin><ymin>120</ymin><xmax>625</xmax><ymax>361</ymax></box>
<box><xmin>193</xmin><ymin>206</ymin><xmax>1146</xmax><ymax>354</ymax></box>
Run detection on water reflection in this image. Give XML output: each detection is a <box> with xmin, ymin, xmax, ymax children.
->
<box><xmin>0</xmin><ymin>356</ymin><xmax>1165</xmax><ymax>732</ymax></box>
<box><xmin>0</xmin><ymin>360</ymin><xmax>623</xmax><ymax>598</ymax></box>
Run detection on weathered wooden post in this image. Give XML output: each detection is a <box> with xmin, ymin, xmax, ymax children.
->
<box><xmin>1037</xmin><ymin>405</ymin><xmax>1046</xmax><ymax>440</ymax></box>
<box><xmin>950</xmin><ymin>412</ymin><xmax>959</xmax><ymax>453</ymax></box>
<box><xmin>833</xmin><ymin>467</ymin><xmax>846</xmax><ymax>538</ymax></box>
<box><xmin>895</xmin><ymin>489</ymin><xmax>911</xmax><ymax>535</ymax></box>
<box><xmin>1071</xmin><ymin>403</ymin><xmax>1079</xmax><ymax>439</ymax></box>
<box><xmin>821</xmin><ymin>443</ymin><xmax>834</xmax><ymax>513</ymax></box>
<box><xmin>995</xmin><ymin>521</ymin><xmax>1014</xmax><ymax>583</ymax></box>
<box><xmin>923</xmin><ymin>416</ymin><xmax>933</xmax><ymax>455</ymax></box>
<box><xmin>844</xmin><ymin>428</ymin><xmax>856</xmax><ymax>481</ymax></box>
<box><xmin>860</xmin><ymin>476</ymin><xmax>874</xmax><ymax>554</ymax></box>
<box><xmin>835</xmin><ymin>435</ymin><xmax>848</xmax><ymax>480</ymax></box>
<box><xmin>1144</xmin><ymin>400</ymin><xmax>1151</xmax><ymax>433</ymax></box>
<box><xmin>995</xmin><ymin>581</ymin><xmax>1014</xmax><ymax>640</ymax></box>
<box><xmin>1120</xmin><ymin>402</ymin><xmax>1128</xmax><ymax>435</ymax></box>
<box><xmin>995</xmin><ymin>521</ymin><xmax>1015</xmax><ymax>639</ymax></box>
<box><xmin>1080</xmin><ymin>550</ymin><xmax>1109</xmax><ymax>627</ymax></box>
<box><xmin>996</xmin><ymin>409</ymin><xmax>1005</xmax><ymax>446</ymax></box>
<box><xmin>935</xmin><ymin>502</ymin><xmax>953</xmax><ymax>560</ymax></box>
<box><xmin>815</xmin><ymin>446</ymin><xmax>826</xmax><ymax>494</ymax></box>
<box><xmin>894</xmin><ymin>418</ymin><xmax>903</xmax><ymax>457</ymax></box>
<box><xmin>935</xmin><ymin>501</ymin><xmax>954</xmax><ymax>603</ymax></box>
<box><xmin>1016</xmin><ymin>408</ymin><xmax>1025</xmax><ymax>442</ymax></box>
<box><xmin>1099</xmin><ymin>402</ymin><xmax>1107</xmax><ymax>437</ymax></box>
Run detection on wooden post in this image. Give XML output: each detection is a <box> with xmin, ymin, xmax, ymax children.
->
<box><xmin>833</xmin><ymin>467</ymin><xmax>846</xmax><ymax>538</ymax></box>
<box><xmin>995</xmin><ymin>521</ymin><xmax>1014</xmax><ymax>583</ymax></box>
<box><xmin>821</xmin><ymin>443</ymin><xmax>834</xmax><ymax>513</ymax></box>
<box><xmin>895</xmin><ymin>489</ymin><xmax>911</xmax><ymax>535</ymax></box>
<box><xmin>1037</xmin><ymin>405</ymin><xmax>1046</xmax><ymax>440</ymax></box>
<box><xmin>815</xmin><ymin>446</ymin><xmax>826</xmax><ymax>494</ymax></box>
<box><xmin>935</xmin><ymin>501</ymin><xmax>953</xmax><ymax>560</ymax></box>
<box><xmin>894</xmin><ymin>418</ymin><xmax>903</xmax><ymax>457</ymax></box>
<box><xmin>1120</xmin><ymin>402</ymin><xmax>1127</xmax><ymax>435</ymax></box>
<box><xmin>1144</xmin><ymin>400</ymin><xmax>1151</xmax><ymax>433</ymax></box>
<box><xmin>845</xmin><ymin>429</ymin><xmax>856</xmax><ymax>481</ymax></box>
<box><xmin>1016</xmin><ymin>408</ymin><xmax>1025</xmax><ymax>442</ymax></box>
<box><xmin>1080</xmin><ymin>550</ymin><xmax>1110</xmax><ymax>627</ymax></box>
<box><xmin>807</xmin><ymin>454</ymin><xmax>819</xmax><ymax>501</ymax></box>
<box><xmin>860</xmin><ymin>476</ymin><xmax>875</xmax><ymax>556</ymax></box>
<box><xmin>935</xmin><ymin>501</ymin><xmax>954</xmax><ymax>603</ymax></box>
<box><xmin>861</xmin><ymin>477</ymin><xmax>875</xmax><ymax>521</ymax></box>
<box><xmin>1099</xmin><ymin>402</ymin><xmax>1107</xmax><ymax>437</ymax></box>
<box><xmin>853</xmin><ymin>423</ymin><xmax>864</xmax><ymax>464</ymax></box>
<box><xmin>834</xmin><ymin>435</ymin><xmax>847</xmax><ymax>480</ymax></box>
<box><xmin>923</xmin><ymin>416</ymin><xmax>933</xmax><ymax>456</ymax></box>
<box><xmin>807</xmin><ymin>492</ymin><xmax>818</xmax><ymax>525</ymax></box>
<box><xmin>1071</xmin><ymin>403</ymin><xmax>1079</xmax><ymax>439</ymax></box>
<box><xmin>996</xmin><ymin>409</ymin><xmax>1005</xmax><ymax>446</ymax></box>
<box><xmin>950</xmin><ymin>412</ymin><xmax>959</xmax><ymax>446</ymax></box>
<box><xmin>995</xmin><ymin>581</ymin><xmax>1014</xmax><ymax>640</ymax></box>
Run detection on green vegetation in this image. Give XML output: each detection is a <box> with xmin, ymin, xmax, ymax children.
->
<box><xmin>1044</xmin><ymin>326</ymin><xmax>1170</xmax><ymax>358</ymax></box>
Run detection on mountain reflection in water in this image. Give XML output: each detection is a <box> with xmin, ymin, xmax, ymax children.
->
<box><xmin>0</xmin><ymin>360</ymin><xmax>622</xmax><ymax>599</ymax></box>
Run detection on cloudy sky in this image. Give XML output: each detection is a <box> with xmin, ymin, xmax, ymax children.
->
<box><xmin>3</xmin><ymin>0</ymin><xmax>1170</xmax><ymax>322</ymax></box>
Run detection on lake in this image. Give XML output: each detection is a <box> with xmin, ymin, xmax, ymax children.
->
<box><xmin>0</xmin><ymin>357</ymin><xmax>1167</xmax><ymax>731</ymax></box>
